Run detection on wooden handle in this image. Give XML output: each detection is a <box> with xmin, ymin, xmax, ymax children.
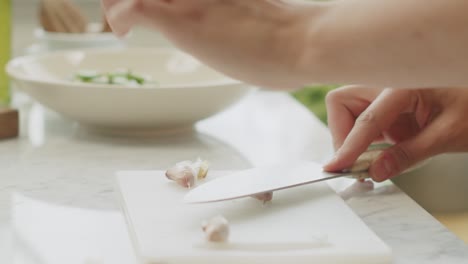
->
<box><xmin>39</xmin><ymin>0</ymin><xmax>88</xmax><ymax>33</ymax></box>
<box><xmin>350</xmin><ymin>149</ymin><xmax>384</xmax><ymax>172</ymax></box>
<box><xmin>0</xmin><ymin>108</ymin><xmax>19</xmax><ymax>139</ymax></box>
<box><xmin>348</xmin><ymin>147</ymin><xmax>387</xmax><ymax>180</ymax></box>
<box><xmin>102</xmin><ymin>15</ymin><xmax>113</xmax><ymax>33</ymax></box>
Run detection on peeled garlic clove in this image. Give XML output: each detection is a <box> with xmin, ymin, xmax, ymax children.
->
<box><xmin>165</xmin><ymin>165</ymin><xmax>195</xmax><ymax>188</ymax></box>
<box><xmin>252</xmin><ymin>192</ymin><xmax>273</xmax><ymax>204</ymax></box>
<box><xmin>201</xmin><ymin>215</ymin><xmax>229</xmax><ymax>243</ymax></box>
<box><xmin>196</xmin><ymin>160</ymin><xmax>210</xmax><ymax>180</ymax></box>
<box><xmin>177</xmin><ymin>158</ymin><xmax>210</xmax><ymax>179</ymax></box>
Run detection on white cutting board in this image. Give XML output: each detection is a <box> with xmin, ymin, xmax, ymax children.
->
<box><xmin>115</xmin><ymin>170</ymin><xmax>392</xmax><ymax>264</ymax></box>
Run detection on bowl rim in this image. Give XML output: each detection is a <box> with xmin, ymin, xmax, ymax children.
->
<box><xmin>6</xmin><ymin>47</ymin><xmax>244</xmax><ymax>90</ymax></box>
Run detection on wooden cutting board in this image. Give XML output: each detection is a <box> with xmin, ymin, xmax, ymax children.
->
<box><xmin>115</xmin><ymin>170</ymin><xmax>392</xmax><ymax>264</ymax></box>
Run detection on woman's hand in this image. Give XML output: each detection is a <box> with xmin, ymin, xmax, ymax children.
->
<box><xmin>102</xmin><ymin>0</ymin><xmax>468</xmax><ymax>89</ymax></box>
<box><xmin>324</xmin><ymin>86</ymin><xmax>468</xmax><ymax>182</ymax></box>
<box><xmin>101</xmin><ymin>0</ymin><xmax>326</xmax><ymax>89</ymax></box>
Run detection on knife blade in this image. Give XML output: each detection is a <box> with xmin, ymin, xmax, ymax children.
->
<box><xmin>183</xmin><ymin>161</ymin><xmax>362</xmax><ymax>204</ymax></box>
<box><xmin>183</xmin><ymin>149</ymin><xmax>383</xmax><ymax>204</ymax></box>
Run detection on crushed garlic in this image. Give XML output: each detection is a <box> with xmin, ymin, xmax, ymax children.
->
<box><xmin>165</xmin><ymin>158</ymin><xmax>210</xmax><ymax>188</ymax></box>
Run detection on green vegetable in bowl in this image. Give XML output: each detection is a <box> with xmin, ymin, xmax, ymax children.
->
<box><xmin>73</xmin><ymin>69</ymin><xmax>156</xmax><ymax>86</ymax></box>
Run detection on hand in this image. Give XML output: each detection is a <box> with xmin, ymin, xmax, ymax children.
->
<box><xmin>323</xmin><ymin>86</ymin><xmax>468</xmax><ymax>182</ymax></box>
<box><xmin>101</xmin><ymin>0</ymin><xmax>325</xmax><ymax>89</ymax></box>
<box><xmin>102</xmin><ymin>0</ymin><xmax>468</xmax><ymax>89</ymax></box>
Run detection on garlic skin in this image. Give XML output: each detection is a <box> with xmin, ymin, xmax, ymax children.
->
<box><xmin>201</xmin><ymin>215</ymin><xmax>229</xmax><ymax>243</ymax></box>
<box><xmin>165</xmin><ymin>165</ymin><xmax>195</xmax><ymax>188</ymax></box>
<box><xmin>252</xmin><ymin>192</ymin><xmax>273</xmax><ymax>204</ymax></box>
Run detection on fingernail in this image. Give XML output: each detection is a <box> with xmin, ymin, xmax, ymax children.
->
<box><xmin>372</xmin><ymin>156</ymin><xmax>394</xmax><ymax>181</ymax></box>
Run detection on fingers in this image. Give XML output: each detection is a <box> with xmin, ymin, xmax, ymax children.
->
<box><xmin>104</xmin><ymin>0</ymin><xmax>172</xmax><ymax>37</ymax></box>
<box><xmin>383</xmin><ymin>112</ymin><xmax>420</xmax><ymax>143</ymax></box>
<box><xmin>324</xmin><ymin>88</ymin><xmax>418</xmax><ymax>172</ymax></box>
<box><xmin>325</xmin><ymin>85</ymin><xmax>381</xmax><ymax>150</ymax></box>
<box><xmin>369</xmin><ymin>114</ymin><xmax>446</xmax><ymax>181</ymax></box>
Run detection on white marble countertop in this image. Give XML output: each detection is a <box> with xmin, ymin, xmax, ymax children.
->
<box><xmin>0</xmin><ymin>90</ymin><xmax>467</xmax><ymax>264</ymax></box>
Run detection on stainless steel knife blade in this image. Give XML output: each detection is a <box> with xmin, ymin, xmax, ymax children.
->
<box><xmin>183</xmin><ymin>161</ymin><xmax>368</xmax><ymax>204</ymax></box>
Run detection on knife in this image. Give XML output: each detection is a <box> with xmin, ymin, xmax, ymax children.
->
<box><xmin>183</xmin><ymin>149</ymin><xmax>382</xmax><ymax>204</ymax></box>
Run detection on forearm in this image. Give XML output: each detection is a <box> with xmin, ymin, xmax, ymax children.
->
<box><xmin>298</xmin><ymin>0</ymin><xmax>468</xmax><ymax>88</ymax></box>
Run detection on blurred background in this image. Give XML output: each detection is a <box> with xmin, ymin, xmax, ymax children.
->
<box><xmin>10</xmin><ymin>0</ymin><xmax>335</xmax><ymax>124</ymax></box>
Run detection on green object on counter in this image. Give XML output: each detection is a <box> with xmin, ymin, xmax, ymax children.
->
<box><xmin>0</xmin><ymin>0</ymin><xmax>11</xmax><ymax>105</ymax></box>
<box><xmin>292</xmin><ymin>85</ymin><xmax>339</xmax><ymax>124</ymax></box>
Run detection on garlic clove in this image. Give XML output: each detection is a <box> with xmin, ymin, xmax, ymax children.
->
<box><xmin>201</xmin><ymin>215</ymin><xmax>229</xmax><ymax>243</ymax></box>
<box><xmin>165</xmin><ymin>165</ymin><xmax>195</xmax><ymax>188</ymax></box>
<box><xmin>166</xmin><ymin>158</ymin><xmax>210</xmax><ymax>187</ymax></box>
<box><xmin>252</xmin><ymin>192</ymin><xmax>273</xmax><ymax>204</ymax></box>
<box><xmin>196</xmin><ymin>160</ymin><xmax>210</xmax><ymax>180</ymax></box>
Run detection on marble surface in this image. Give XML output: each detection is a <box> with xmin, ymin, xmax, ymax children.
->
<box><xmin>0</xmin><ymin>90</ymin><xmax>467</xmax><ymax>264</ymax></box>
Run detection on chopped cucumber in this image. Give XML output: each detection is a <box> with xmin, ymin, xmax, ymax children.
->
<box><xmin>73</xmin><ymin>69</ymin><xmax>155</xmax><ymax>86</ymax></box>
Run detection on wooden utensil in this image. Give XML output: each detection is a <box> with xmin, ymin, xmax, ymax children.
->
<box><xmin>39</xmin><ymin>0</ymin><xmax>88</xmax><ymax>33</ymax></box>
<box><xmin>102</xmin><ymin>15</ymin><xmax>113</xmax><ymax>33</ymax></box>
<box><xmin>0</xmin><ymin>107</ymin><xmax>18</xmax><ymax>139</ymax></box>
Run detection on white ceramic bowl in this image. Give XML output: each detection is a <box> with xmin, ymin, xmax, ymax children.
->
<box><xmin>7</xmin><ymin>48</ymin><xmax>252</xmax><ymax>132</ymax></box>
<box><xmin>392</xmin><ymin>153</ymin><xmax>468</xmax><ymax>213</ymax></box>
<box><xmin>34</xmin><ymin>23</ymin><xmax>125</xmax><ymax>51</ymax></box>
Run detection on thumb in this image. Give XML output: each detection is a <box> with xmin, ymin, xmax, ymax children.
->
<box><xmin>369</xmin><ymin>119</ymin><xmax>445</xmax><ymax>182</ymax></box>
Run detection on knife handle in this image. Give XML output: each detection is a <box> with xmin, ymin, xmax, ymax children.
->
<box><xmin>346</xmin><ymin>148</ymin><xmax>385</xmax><ymax>180</ymax></box>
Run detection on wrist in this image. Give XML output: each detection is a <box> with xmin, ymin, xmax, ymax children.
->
<box><xmin>240</xmin><ymin>2</ymin><xmax>327</xmax><ymax>90</ymax></box>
